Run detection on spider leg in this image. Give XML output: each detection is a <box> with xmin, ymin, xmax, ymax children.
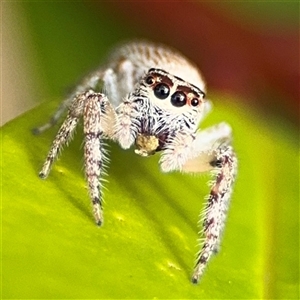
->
<box><xmin>82</xmin><ymin>93</ymin><xmax>117</xmax><ymax>226</ymax></box>
<box><xmin>38</xmin><ymin>60</ymin><xmax>135</xmax><ymax>224</ymax></box>
<box><xmin>39</xmin><ymin>91</ymin><xmax>94</xmax><ymax>179</ymax></box>
<box><xmin>191</xmin><ymin>144</ymin><xmax>237</xmax><ymax>284</ymax></box>
<box><xmin>32</xmin><ymin>99</ymin><xmax>70</xmax><ymax>135</ymax></box>
<box><xmin>32</xmin><ymin>69</ymin><xmax>106</xmax><ymax>135</ymax></box>
<box><xmin>160</xmin><ymin>123</ymin><xmax>237</xmax><ymax>284</ymax></box>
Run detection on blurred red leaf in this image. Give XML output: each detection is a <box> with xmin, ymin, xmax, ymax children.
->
<box><xmin>95</xmin><ymin>1</ymin><xmax>299</xmax><ymax>124</ymax></box>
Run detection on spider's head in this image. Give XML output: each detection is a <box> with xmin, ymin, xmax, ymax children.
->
<box><xmin>139</xmin><ymin>68</ymin><xmax>206</xmax><ymax>115</ymax></box>
<box><xmin>132</xmin><ymin>68</ymin><xmax>206</xmax><ymax>157</ymax></box>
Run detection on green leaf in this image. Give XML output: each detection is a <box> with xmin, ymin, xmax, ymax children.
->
<box><xmin>3</xmin><ymin>2</ymin><xmax>298</xmax><ymax>298</ymax></box>
<box><xmin>2</xmin><ymin>97</ymin><xmax>298</xmax><ymax>299</ymax></box>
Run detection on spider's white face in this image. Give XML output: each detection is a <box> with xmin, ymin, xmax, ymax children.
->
<box><xmin>121</xmin><ymin>68</ymin><xmax>206</xmax><ymax>156</ymax></box>
<box><xmin>120</xmin><ymin>68</ymin><xmax>207</xmax><ymax>156</ymax></box>
<box><xmin>138</xmin><ymin>68</ymin><xmax>206</xmax><ymax>115</ymax></box>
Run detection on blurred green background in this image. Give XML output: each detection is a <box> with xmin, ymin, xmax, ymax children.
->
<box><xmin>2</xmin><ymin>2</ymin><xmax>299</xmax><ymax>299</ymax></box>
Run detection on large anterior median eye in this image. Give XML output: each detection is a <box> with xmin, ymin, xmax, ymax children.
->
<box><xmin>154</xmin><ymin>83</ymin><xmax>170</xmax><ymax>99</ymax></box>
<box><xmin>171</xmin><ymin>91</ymin><xmax>187</xmax><ymax>107</ymax></box>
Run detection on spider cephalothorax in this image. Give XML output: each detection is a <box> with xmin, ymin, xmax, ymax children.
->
<box><xmin>35</xmin><ymin>40</ymin><xmax>237</xmax><ymax>284</ymax></box>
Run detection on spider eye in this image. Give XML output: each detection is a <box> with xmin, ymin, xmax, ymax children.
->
<box><xmin>154</xmin><ymin>83</ymin><xmax>170</xmax><ymax>99</ymax></box>
<box><xmin>191</xmin><ymin>98</ymin><xmax>199</xmax><ymax>107</ymax></box>
<box><xmin>145</xmin><ymin>75</ymin><xmax>155</xmax><ymax>85</ymax></box>
<box><xmin>171</xmin><ymin>91</ymin><xmax>186</xmax><ymax>107</ymax></box>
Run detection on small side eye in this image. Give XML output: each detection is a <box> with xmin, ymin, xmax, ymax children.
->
<box><xmin>154</xmin><ymin>83</ymin><xmax>170</xmax><ymax>99</ymax></box>
<box><xmin>191</xmin><ymin>98</ymin><xmax>199</xmax><ymax>107</ymax></box>
<box><xmin>145</xmin><ymin>75</ymin><xmax>155</xmax><ymax>85</ymax></box>
<box><xmin>171</xmin><ymin>91</ymin><xmax>186</xmax><ymax>107</ymax></box>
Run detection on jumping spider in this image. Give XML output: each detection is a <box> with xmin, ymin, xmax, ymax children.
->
<box><xmin>35</xmin><ymin>40</ymin><xmax>237</xmax><ymax>283</ymax></box>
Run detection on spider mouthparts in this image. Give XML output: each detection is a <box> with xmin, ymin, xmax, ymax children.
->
<box><xmin>135</xmin><ymin>134</ymin><xmax>159</xmax><ymax>157</ymax></box>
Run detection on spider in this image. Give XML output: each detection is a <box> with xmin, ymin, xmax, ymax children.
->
<box><xmin>34</xmin><ymin>40</ymin><xmax>237</xmax><ymax>284</ymax></box>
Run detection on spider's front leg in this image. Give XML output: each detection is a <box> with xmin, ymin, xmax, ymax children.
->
<box><xmin>160</xmin><ymin>123</ymin><xmax>237</xmax><ymax>284</ymax></box>
<box><xmin>191</xmin><ymin>144</ymin><xmax>237</xmax><ymax>283</ymax></box>
<box><xmin>83</xmin><ymin>93</ymin><xmax>117</xmax><ymax>226</ymax></box>
<box><xmin>39</xmin><ymin>91</ymin><xmax>94</xmax><ymax>179</ymax></box>
<box><xmin>39</xmin><ymin>89</ymin><xmax>116</xmax><ymax>226</ymax></box>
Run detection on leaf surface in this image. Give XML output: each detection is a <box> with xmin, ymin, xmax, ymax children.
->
<box><xmin>2</xmin><ymin>98</ymin><xmax>298</xmax><ymax>299</ymax></box>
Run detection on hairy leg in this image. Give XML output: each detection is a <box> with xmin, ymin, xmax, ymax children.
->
<box><xmin>39</xmin><ymin>91</ymin><xmax>93</xmax><ymax>178</ymax></box>
<box><xmin>83</xmin><ymin>93</ymin><xmax>117</xmax><ymax>225</ymax></box>
<box><xmin>192</xmin><ymin>144</ymin><xmax>237</xmax><ymax>283</ymax></box>
<box><xmin>159</xmin><ymin>123</ymin><xmax>237</xmax><ymax>283</ymax></box>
